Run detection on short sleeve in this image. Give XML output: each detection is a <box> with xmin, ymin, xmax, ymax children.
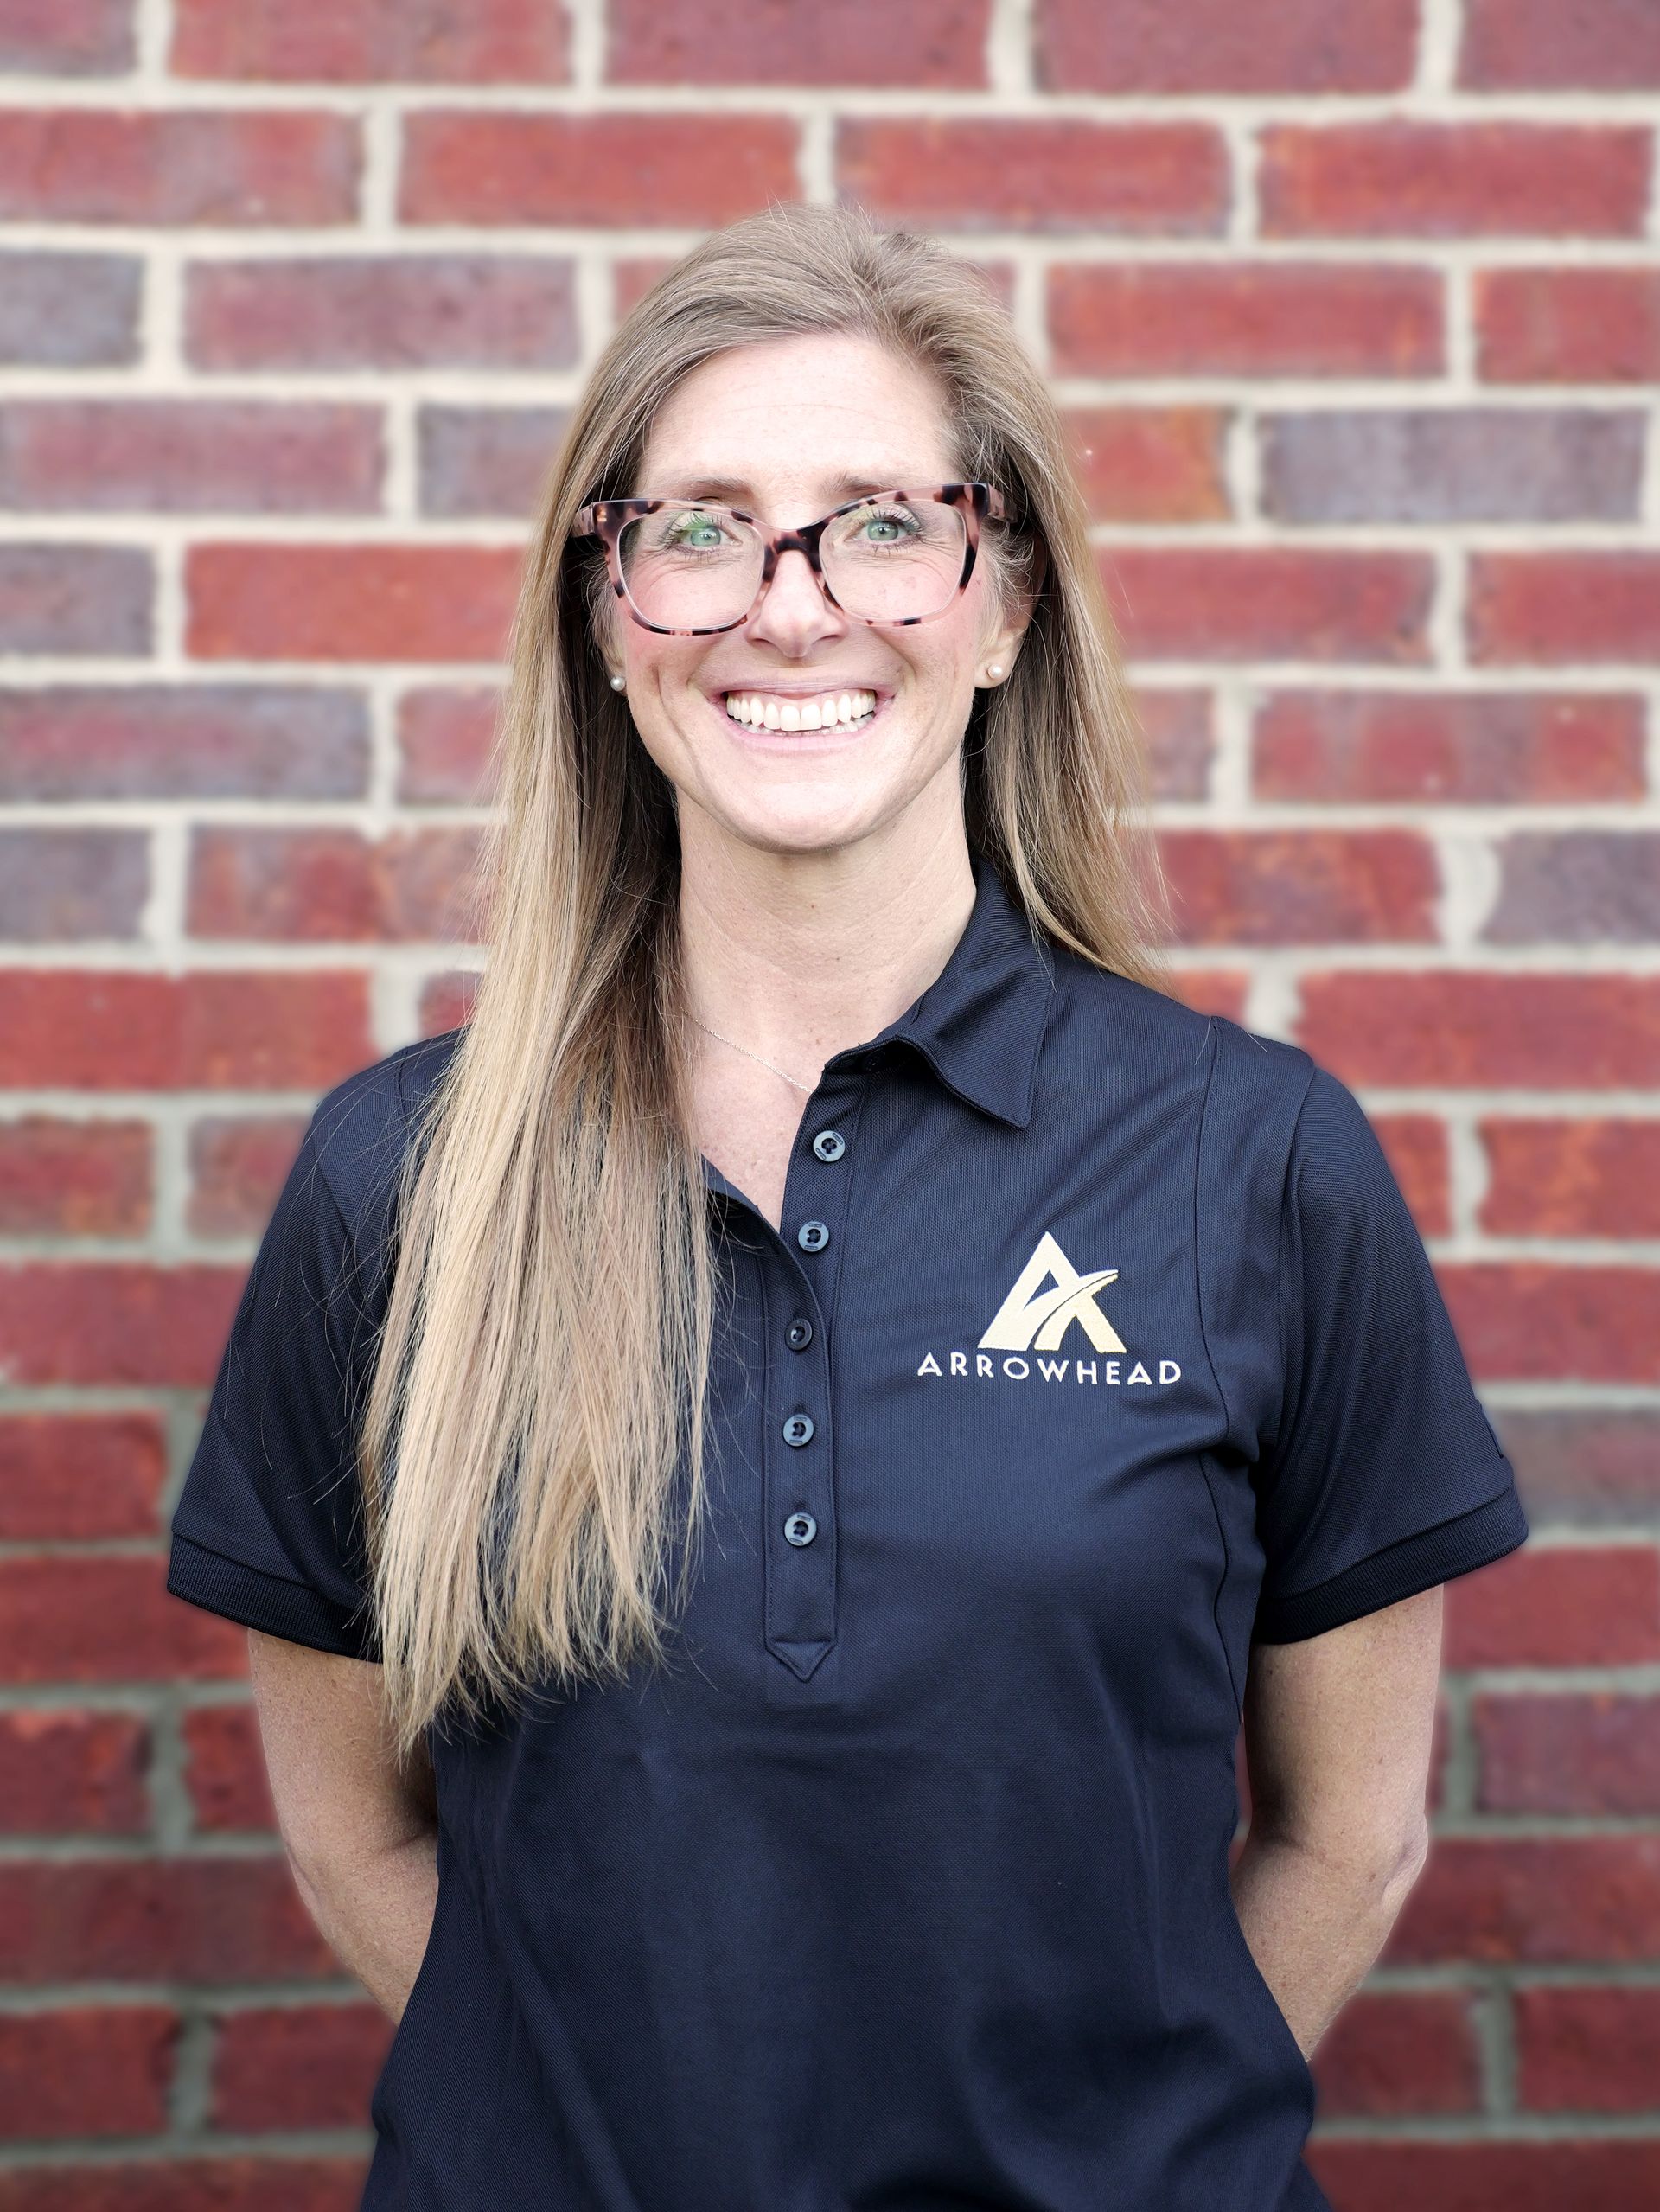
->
<box><xmin>166</xmin><ymin>1108</ymin><xmax>386</xmax><ymax>1661</ymax></box>
<box><xmin>1250</xmin><ymin>1065</ymin><xmax>1529</xmax><ymax>1644</ymax></box>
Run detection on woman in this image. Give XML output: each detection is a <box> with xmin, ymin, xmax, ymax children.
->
<box><xmin>166</xmin><ymin>202</ymin><xmax>1528</xmax><ymax>2212</ymax></box>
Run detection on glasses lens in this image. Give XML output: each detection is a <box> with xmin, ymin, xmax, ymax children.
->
<box><xmin>618</xmin><ymin>507</ymin><xmax>762</xmax><ymax>630</ymax></box>
<box><xmin>822</xmin><ymin>498</ymin><xmax>967</xmax><ymax>623</ymax></box>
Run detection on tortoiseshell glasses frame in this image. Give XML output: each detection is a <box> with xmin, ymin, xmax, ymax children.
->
<box><xmin>571</xmin><ymin>481</ymin><xmax>1007</xmax><ymax>636</ymax></box>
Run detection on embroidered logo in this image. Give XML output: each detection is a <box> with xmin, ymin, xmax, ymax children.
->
<box><xmin>978</xmin><ymin>1231</ymin><xmax>1127</xmax><ymax>1354</ymax></box>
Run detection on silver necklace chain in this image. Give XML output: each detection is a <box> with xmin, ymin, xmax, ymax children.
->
<box><xmin>693</xmin><ymin>1018</ymin><xmax>818</xmax><ymax>1095</ymax></box>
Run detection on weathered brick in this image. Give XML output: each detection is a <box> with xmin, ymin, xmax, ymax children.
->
<box><xmin>1261</xmin><ymin>124</ymin><xmax>1651</xmax><ymax>238</ymax></box>
<box><xmin>1162</xmin><ymin>969</ymin><xmax>1249</xmax><ymax>1024</ymax></box>
<box><xmin>608</xmin><ymin>0</ymin><xmax>987</xmax><ymax>86</ymax></box>
<box><xmin>0</xmin><ymin>110</ymin><xmax>360</xmax><ymax>225</ymax></box>
<box><xmin>1443</xmin><ymin>1545</ymin><xmax>1660</xmax><ymax>1667</ymax></box>
<box><xmin>0</xmin><ymin>829</ymin><xmax>146</xmax><ymax>940</ymax></box>
<box><xmin>419</xmin><ymin>969</ymin><xmax>479</xmax><ymax>1035</ymax></box>
<box><xmin>172</xmin><ymin>0</ymin><xmax>568</xmax><ymax>81</ymax></box>
<box><xmin>1480</xmin><ymin>1118</ymin><xmax>1660</xmax><ymax>1239</ymax></box>
<box><xmin>0</xmin><ymin>684</ymin><xmax>371</xmax><ymax>800</ymax></box>
<box><xmin>1035</xmin><ymin>0</ymin><xmax>1416</xmax><ymax>91</ymax></box>
<box><xmin>0</xmin><ymin>544</ymin><xmax>150</xmax><ymax>655</ymax></box>
<box><xmin>418</xmin><ymin>403</ymin><xmax>571</xmax><ymax>517</ymax></box>
<box><xmin>180</xmin><ymin>1704</ymin><xmax>277</xmax><ymax>1833</ymax></box>
<box><xmin>188</xmin><ymin>1115</ymin><xmax>307</xmax><ymax>1238</ymax></box>
<box><xmin>1498</xmin><ymin>1409</ymin><xmax>1660</xmax><ymax>1522</ymax></box>
<box><xmin>1049</xmin><ymin>262</ymin><xmax>1442</xmax><ymax>379</ymax></box>
<box><xmin>0</xmin><ymin>1859</ymin><xmax>335</xmax><ymax>1983</ymax></box>
<box><xmin>0</xmin><ymin>2161</ymin><xmax>367</xmax><ymax>2212</ymax></box>
<box><xmin>1135</xmin><ymin>689</ymin><xmax>1213</xmax><ymax>802</ymax></box>
<box><xmin>1063</xmin><ymin>407</ymin><xmax>1229</xmax><ymax>524</ymax></box>
<box><xmin>187</xmin><ymin>256</ymin><xmax>577</xmax><ymax>371</ymax></box>
<box><xmin>1477</xmin><ymin>1694</ymin><xmax>1660</xmax><ymax>1817</ymax></box>
<box><xmin>1461</xmin><ymin>0</ymin><xmax>1660</xmax><ymax>90</ymax></box>
<box><xmin>0</xmin><ymin>1556</ymin><xmax>258</xmax><ymax>1684</ymax></box>
<box><xmin>1101</xmin><ymin>548</ymin><xmax>1432</xmax><ymax>663</ymax></box>
<box><xmin>1159</xmin><ymin>828</ymin><xmax>1438</xmax><ymax>945</ymax></box>
<box><xmin>1440</xmin><ymin>1263</ymin><xmax>1660</xmax><ymax>1384</ymax></box>
<box><xmin>1387</xmin><ymin>1837</ymin><xmax>1660</xmax><ymax>1964</ymax></box>
<box><xmin>1486</xmin><ymin>833</ymin><xmax>1660</xmax><ymax>944</ymax></box>
<box><xmin>1469</xmin><ymin>553</ymin><xmax>1660</xmax><ymax>664</ymax></box>
<box><xmin>1261</xmin><ymin>408</ymin><xmax>1644</xmax><ymax>525</ymax></box>
<box><xmin>1478</xmin><ymin>267</ymin><xmax>1660</xmax><ymax>384</ymax></box>
<box><xmin>186</xmin><ymin>543</ymin><xmax>520</xmax><ymax>663</ymax></box>
<box><xmin>0</xmin><ymin>0</ymin><xmax>133</xmax><ymax>74</ymax></box>
<box><xmin>0</xmin><ymin>1116</ymin><xmax>151</xmax><ymax>1235</ymax></box>
<box><xmin>1310</xmin><ymin>2140</ymin><xmax>1660</xmax><ymax>2212</ymax></box>
<box><xmin>0</xmin><ymin>971</ymin><xmax>373</xmax><ymax>1090</ymax></box>
<box><xmin>0</xmin><ymin>399</ymin><xmax>382</xmax><ymax>514</ymax></box>
<box><xmin>0</xmin><ymin>1412</ymin><xmax>166</xmax><ymax>1541</ymax></box>
<box><xmin>1371</xmin><ymin>1114</ymin><xmax>1450</xmax><ymax>1237</ymax></box>
<box><xmin>400</xmin><ymin>111</ymin><xmax>798</xmax><ymax>227</ymax></box>
<box><xmin>0</xmin><ymin>252</ymin><xmax>140</xmax><ymax>365</ymax></box>
<box><xmin>1310</xmin><ymin>1990</ymin><xmax>1482</xmax><ymax>2116</ymax></box>
<box><xmin>0</xmin><ymin>2009</ymin><xmax>176</xmax><ymax>2140</ymax></box>
<box><xmin>0</xmin><ymin>1266</ymin><xmax>245</xmax><ymax>1386</ymax></box>
<box><xmin>1296</xmin><ymin>972</ymin><xmax>1660</xmax><ymax>1089</ymax></box>
<box><xmin>836</xmin><ymin>118</ymin><xmax>1228</xmax><ymax>233</ymax></box>
<box><xmin>396</xmin><ymin>686</ymin><xmax>501</xmax><ymax>802</ymax></box>
<box><xmin>211</xmin><ymin>2002</ymin><xmax>393</xmax><ymax>2131</ymax></box>
<box><xmin>1252</xmin><ymin>691</ymin><xmax>1646</xmax><ymax>803</ymax></box>
<box><xmin>0</xmin><ymin>1710</ymin><xmax>151</xmax><ymax>1836</ymax></box>
<box><xmin>188</xmin><ymin>826</ymin><xmax>485</xmax><ymax>943</ymax></box>
<box><xmin>1515</xmin><ymin>1986</ymin><xmax>1660</xmax><ymax>2114</ymax></box>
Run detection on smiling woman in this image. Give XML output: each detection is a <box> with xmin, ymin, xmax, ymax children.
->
<box><xmin>163</xmin><ymin>201</ymin><xmax>1527</xmax><ymax>2212</ymax></box>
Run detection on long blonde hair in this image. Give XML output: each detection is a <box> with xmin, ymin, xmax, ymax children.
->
<box><xmin>361</xmin><ymin>201</ymin><xmax>1172</xmax><ymax>1762</ymax></box>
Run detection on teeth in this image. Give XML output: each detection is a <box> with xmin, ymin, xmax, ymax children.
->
<box><xmin>723</xmin><ymin>688</ymin><xmax>878</xmax><ymax>730</ymax></box>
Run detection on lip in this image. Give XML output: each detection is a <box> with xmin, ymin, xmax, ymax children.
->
<box><xmin>706</xmin><ymin>681</ymin><xmax>895</xmax><ymax>749</ymax></box>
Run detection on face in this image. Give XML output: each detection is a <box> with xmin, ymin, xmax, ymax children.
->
<box><xmin>598</xmin><ymin>332</ymin><xmax>1030</xmax><ymax>862</ymax></box>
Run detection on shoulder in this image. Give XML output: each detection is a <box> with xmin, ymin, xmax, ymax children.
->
<box><xmin>301</xmin><ymin>1027</ymin><xmax>466</xmax><ymax>1243</ymax></box>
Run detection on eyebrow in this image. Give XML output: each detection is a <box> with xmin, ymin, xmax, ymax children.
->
<box><xmin>646</xmin><ymin>471</ymin><xmax>916</xmax><ymax>506</ymax></box>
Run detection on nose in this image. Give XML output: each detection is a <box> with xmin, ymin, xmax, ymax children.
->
<box><xmin>744</xmin><ymin>544</ymin><xmax>847</xmax><ymax>656</ymax></box>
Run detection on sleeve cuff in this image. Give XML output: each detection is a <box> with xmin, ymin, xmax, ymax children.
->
<box><xmin>167</xmin><ymin>1531</ymin><xmax>381</xmax><ymax>1662</ymax></box>
<box><xmin>1252</xmin><ymin>1484</ymin><xmax>1529</xmax><ymax>1646</ymax></box>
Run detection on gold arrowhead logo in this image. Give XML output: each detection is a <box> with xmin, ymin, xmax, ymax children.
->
<box><xmin>978</xmin><ymin>1231</ymin><xmax>1127</xmax><ymax>1355</ymax></box>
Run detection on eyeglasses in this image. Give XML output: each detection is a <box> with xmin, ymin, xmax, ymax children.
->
<box><xmin>572</xmin><ymin>482</ymin><xmax>1006</xmax><ymax>636</ymax></box>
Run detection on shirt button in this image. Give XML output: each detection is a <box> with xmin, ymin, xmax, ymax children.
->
<box><xmin>797</xmin><ymin>1219</ymin><xmax>831</xmax><ymax>1253</ymax></box>
<box><xmin>812</xmin><ymin>1128</ymin><xmax>846</xmax><ymax>1162</ymax></box>
<box><xmin>782</xmin><ymin>1413</ymin><xmax>814</xmax><ymax>1448</ymax></box>
<box><xmin>783</xmin><ymin>1511</ymin><xmax>817</xmax><ymax>1547</ymax></box>
<box><xmin>785</xmin><ymin>1316</ymin><xmax>814</xmax><ymax>1352</ymax></box>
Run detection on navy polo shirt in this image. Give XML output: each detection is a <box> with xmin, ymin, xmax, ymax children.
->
<box><xmin>166</xmin><ymin>853</ymin><xmax>1528</xmax><ymax>2212</ymax></box>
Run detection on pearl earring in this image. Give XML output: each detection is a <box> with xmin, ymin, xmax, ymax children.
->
<box><xmin>609</xmin><ymin>673</ymin><xmax>626</xmax><ymax>692</ymax></box>
<box><xmin>985</xmin><ymin>663</ymin><xmax>1004</xmax><ymax>682</ymax></box>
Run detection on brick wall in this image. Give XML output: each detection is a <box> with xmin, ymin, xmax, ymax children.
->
<box><xmin>0</xmin><ymin>2</ymin><xmax>1657</xmax><ymax>2205</ymax></box>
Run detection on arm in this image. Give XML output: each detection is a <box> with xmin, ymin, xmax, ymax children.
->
<box><xmin>1230</xmin><ymin>1584</ymin><xmax>1441</xmax><ymax>2059</ymax></box>
<box><xmin>247</xmin><ymin>1627</ymin><xmax>439</xmax><ymax>2025</ymax></box>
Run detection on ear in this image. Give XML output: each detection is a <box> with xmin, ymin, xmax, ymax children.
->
<box><xmin>977</xmin><ymin>555</ymin><xmax>1040</xmax><ymax>687</ymax></box>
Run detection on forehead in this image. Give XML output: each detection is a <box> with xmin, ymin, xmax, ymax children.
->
<box><xmin>637</xmin><ymin>332</ymin><xmax>955</xmax><ymax>501</ymax></box>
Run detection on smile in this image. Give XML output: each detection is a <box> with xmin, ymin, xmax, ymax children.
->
<box><xmin>722</xmin><ymin>688</ymin><xmax>880</xmax><ymax>732</ymax></box>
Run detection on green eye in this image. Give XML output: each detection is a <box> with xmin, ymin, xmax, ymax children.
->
<box><xmin>662</xmin><ymin>509</ymin><xmax>729</xmax><ymax>550</ymax></box>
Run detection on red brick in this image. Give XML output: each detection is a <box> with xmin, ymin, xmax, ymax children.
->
<box><xmin>401</xmin><ymin>111</ymin><xmax>798</xmax><ymax>227</ymax></box>
<box><xmin>0</xmin><ymin>543</ymin><xmax>150</xmax><ymax>655</ymax></box>
<box><xmin>187</xmin><ymin>256</ymin><xmax>577</xmax><ymax>371</ymax></box>
<box><xmin>608</xmin><ymin>0</ymin><xmax>986</xmax><ymax>86</ymax></box>
<box><xmin>1480</xmin><ymin>1118</ymin><xmax>1660</xmax><ymax>1237</ymax></box>
<box><xmin>0</xmin><ymin>2008</ymin><xmax>176</xmax><ymax>2140</ymax></box>
<box><xmin>0</xmin><ymin>1265</ymin><xmax>243</xmax><ymax>1387</ymax></box>
<box><xmin>0</xmin><ymin>110</ymin><xmax>360</xmax><ymax>226</ymax></box>
<box><xmin>1296</xmin><ymin>972</ymin><xmax>1660</xmax><ymax>1089</ymax></box>
<box><xmin>188</xmin><ymin>1115</ymin><xmax>307</xmax><ymax>1238</ymax></box>
<box><xmin>1253</xmin><ymin>690</ymin><xmax>1645</xmax><ymax>803</ymax></box>
<box><xmin>1063</xmin><ymin>406</ymin><xmax>1229</xmax><ymax>524</ymax></box>
<box><xmin>0</xmin><ymin>250</ymin><xmax>141</xmax><ymax>368</ymax></box>
<box><xmin>1486</xmin><ymin>831</ymin><xmax>1660</xmax><ymax>944</ymax></box>
<box><xmin>418</xmin><ymin>402</ymin><xmax>571</xmax><ymax>517</ymax></box>
<box><xmin>0</xmin><ymin>1557</ymin><xmax>253</xmax><ymax>1685</ymax></box>
<box><xmin>0</xmin><ymin>1412</ymin><xmax>165</xmax><ymax>1541</ymax></box>
<box><xmin>1515</xmin><ymin>1986</ymin><xmax>1660</xmax><ymax>2113</ymax></box>
<box><xmin>1387</xmin><ymin>1837</ymin><xmax>1660</xmax><ymax>1964</ymax></box>
<box><xmin>1443</xmin><ymin>1545</ymin><xmax>1660</xmax><ymax>1667</ymax></box>
<box><xmin>1162</xmin><ymin>969</ymin><xmax>1248</xmax><ymax>1024</ymax></box>
<box><xmin>1310</xmin><ymin>1990</ymin><xmax>1481</xmax><ymax>2117</ymax></box>
<box><xmin>186</xmin><ymin>543</ymin><xmax>520</xmax><ymax>663</ymax></box>
<box><xmin>1159</xmin><ymin>828</ymin><xmax>1437</xmax><ymax>946</ymax></box>
<box><xmin>182</xmin><ymin>1704</ymin><xmax>278</xmax><ymax>1834</ymax></box>
<box><xmin>0</xmin><ymin>1116</ymin><xmax>150</xmax><ymax>1236</ymax></box>
<box><xmin>0</xmin><ymin>683</ymin><xmax>369</xmax><ymax>800</ymax></box>
<box><xmin>1049</xmin><ymin>262</ymin><xmax>1442</xmax><ymax>379</ymax></box>
<box><xmin>0</xmin><ymin>1710</ymin><xmax>150</xmax><ymax>1836</ymax></box>
<box><xmin>1136</xmin><ymin>689</ymin><xmax>1212</xmax><ymax>802</ymax></box>
<box><xmin>1371</xmin><ymin>1114</ymin><xmax>1450</xmax><ymax>1237</ymax></box>
<box><xmin>211</xmin><ymin>2002</ymin><xmax>393</xmax><ymax>2131</ymax></box>
<box><xmin>396</xmin><ymin>686</ymin><xmax>501</xmax><ymax>802</ymax></box>
<box><xmin>1310</xmin><ymin>2140</ymin><xmax>1660</xmax><ymax>2212</ymax></box>
<box><xmin>0</xmin><ymin>970</ymin><xmax>372</xmax><ymax>1090</ymax></box>
<box><xmin>1101</xmin><ymin>547</ymin><xmax>1432</xmax><ymax>664</ymax></box>
<box><xmin>1478</xmin><ymin>267</ymin><xmax>1660</xmax><ymax>384</ymax></box>
<box><xmin>837</xmin><ymin>118</ymin><xmax>1228</xmax><ymax>234</ymax></box>
<box><xmin>0</xmin><ymin>0</ymin><xmax>132</xmax><ymax>75</ymax></box>
<box><xmin>0</xmin><ymin>2164</ymin><xmax>366</xmax><ymax>2212</ymax></box>
<box><xmin>1036</xmin><ymin>0</ymin><xmax>1415</xmax><ymax>90</ymax></box>
<box><xmin>172</xmin><ymin>0</ymin><xmax>567</xmax><ymax>81</ymax></box>
<box><xmin>1261</xmin><ymin>123</ymin><xmax>1651</xmax><ymax>239</ymax></box>
<box><xmin>0</xmin><ymin>399</ymin><xmax>382</xmax><ymax>514</ymax></box>
<box><xmin>1439</xmin><ymin>1263</ymin><xmax>1660</xmax><ymax>1384</ymax></box>
<box><xmin>189</xmin><ymin>826</ymin><xmax>485</xmax><ymax>943</ymax></box>
<box><xmin>0</xmin><ymin>828</ymin><xmax>146</xmax><ymax>939</ymax></box>
<box><xmin>1462</xmin><ymin>0</ymin><xmax>1660</xmax><ymax>89</ymax></box>
<box><xmin>0</xmin><ymin>1858</ymin><xmax>335</xmax><ymax>1984</ymax></box>
<box><xmin>1499</xmin><ymin>1409</ymin><xmax>1660</xmax><ymax>1523</ymax></box>
<box><xmin>1469</xmin><ymin>553</ymin><xmax>1660</xmax><ymax>665</ymax></box>
<box><xmin>418</xmin><ymin>969</ymin><xmax>478</xmax><ymax>1035</ymax></box>
<box><xmin>1476</xmin><ymin>1694</ymin><xmax>1660</xmax><ymax>1817</ymax></box>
